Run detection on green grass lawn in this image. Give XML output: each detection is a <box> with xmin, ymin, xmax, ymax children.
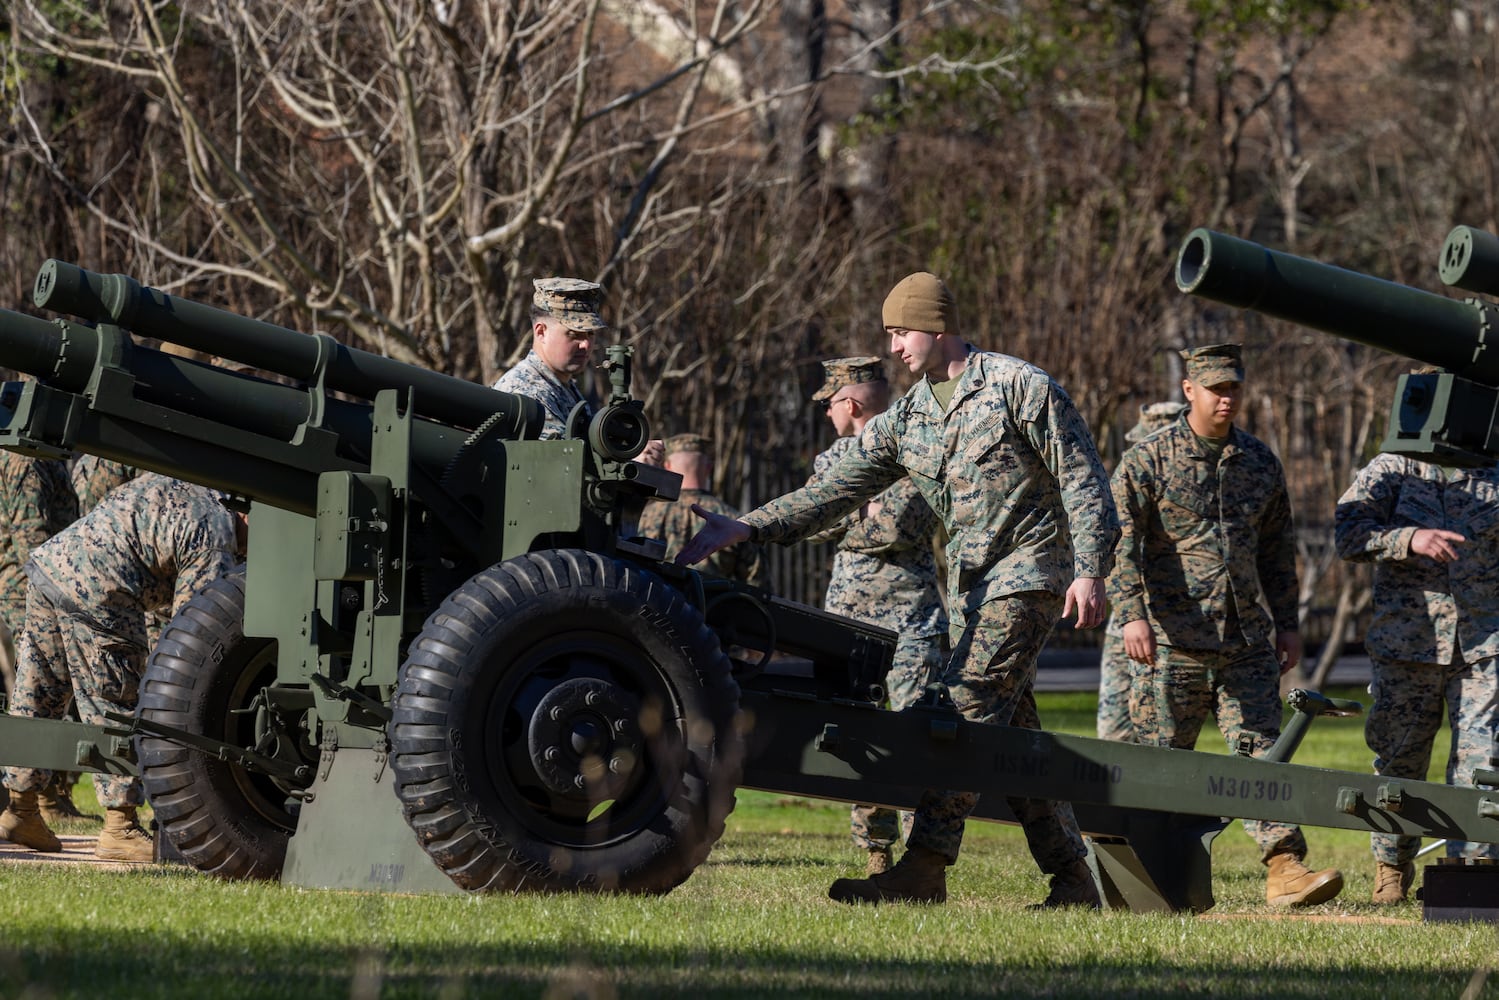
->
<box><xmin>2</xmin><ymin>686</ymin><xmax>1497</xmax><ymax>999</ymax></box>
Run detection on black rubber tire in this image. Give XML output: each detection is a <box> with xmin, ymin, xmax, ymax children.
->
<box><xmin>136</xmin><ymin>569</ymin><xmax>301</xmax><ymax>879</ymax></box>
<box><xmin>389</xmin><ymin>549</ymin><xmax>742</xmax><ymax>894</ymax></box>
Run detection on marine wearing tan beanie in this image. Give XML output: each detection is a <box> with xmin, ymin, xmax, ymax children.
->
<box><xmin>881</xmin><ymin>272</ymin><xmax>956</xmax><ymax>333</ymax></box>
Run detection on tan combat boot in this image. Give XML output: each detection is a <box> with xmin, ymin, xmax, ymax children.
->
<box><xmin>1265</xmin><ymin>852</ymin><xmax>1343</xmax><ymax>907</ymax></box>
<box><xmin>829</xmin><ymin>845</ymin><xmax>948</xmax><ymax>904</ymax></box>
<box><xmin>95</xmin><ymin>806</ymin><xmax>155</xmax><ymax>863</ymax></box>
<box><xmin>1372</xmin><ymin>860</ymin><xmax>1415</xmax><ymax>904</ymax></box>
<box><xmin>1028</xmin><ymin>859</ymin><xmax>1102</xmax><ymax>909</ymax></box>
<box><xmin>866</xmin><ymin>846</ymin><xmax>893</xmax><ymax>876</ymax></box>
<box><xmin>38</xmin><ymin>777</ymin><xmax>94</xmax><ymax>825</ymax></box>
<box><xmin>0</xmin><ymin>789</ymin><xmax>62</xmax><ymax>852</ymax></box>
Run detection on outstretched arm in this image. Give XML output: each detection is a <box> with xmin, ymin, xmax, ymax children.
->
<box><xmin>675</xmin><ymin>504</ymin><xmax>751</xmax><ymax>566</ymax></box>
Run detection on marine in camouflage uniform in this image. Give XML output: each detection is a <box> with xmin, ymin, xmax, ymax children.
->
<box><xmin>806</xmin><ymin>358</ymin><xmax>947</xmax><ymax>869</ymax></box>
<box><xmin>1109</xmin><ymin>344</ymin><xmax>1342</xmax><ymax>907</ymax></box>
<box><xmin>1096</xmin><ymin>401</ymin><xmax>1185</xmax><ymax>741</ymax></box>
<box><xmin>0</xmin><ymin>452</ymin><xmax>82</xmax><ymax>819</ymax></box>
<box><xmin>72</xmin><ymin>456</ymin><xmax>164</xmax><ymax>656</ymax></box>
<box><xmin>639</xmin><ymin>434</ymin><xmax>768</xmax><ymax>587</ymax></box>
<box><xmin>0</xmin><ymin>452</ymin><xmax>79</xmax><ymax>695</ymax></box>
<box><xmin>71</xmin><ymin>454</ymin><xmax>141</xmax><ymax>515</ymax></box>
<box><xmin>493</xmin><ymin>277</ymin><xmax>607</xmax><ymax>440</ymax></box>
<box><xmin>0</xmin><ymin>473</ymin><xmax>242</xmax><ymax>859</ymax></box>
<box><xmin>1335</xmin><ymin>447</ymin><xmax>1499</xmax><ymax>902</ymax></box>
<box><xmin>676</xmin><ymin>272</ymin><xmax>1119</xmax><ymax>907</ymax></box>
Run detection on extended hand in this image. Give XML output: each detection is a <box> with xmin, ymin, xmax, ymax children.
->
<box><xmin>1411</xmin><ymin>528</ymin><xmax>1466</xmax><ymax>564</ymax></box>
<box><xmin>674</xmin><ymin>504</ymin><xmax>751</xmax><ymax>566</ymax></box>
<box><xmin>1062</xmin><ymin>576</ymin><xmax>1106</xmax><ymax>629</ymax></box>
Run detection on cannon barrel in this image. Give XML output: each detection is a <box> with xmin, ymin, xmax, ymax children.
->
<box><xmin>0</xmin><ymin>306</ymin><xmax>535</xmax><ymax>516</ymax></box>
<box><xmin>32</xmin><ymin>259</ymin><xmax>533</xmax><ymax>434</ymax></box>
<box><xmin>1174</xmin><ymin>228</ymin><xmax>1499</xmax><ymax>384</ymax></box>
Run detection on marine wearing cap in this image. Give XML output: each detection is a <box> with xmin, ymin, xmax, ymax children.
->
<box><xmin>1179</xmin><ymin>343</ymin><xmax>1244</xmax><ymax>385</ymax></box>
<box><xmin>881</xmin><ymin>272</ymin><xmax>957</xmax><ymax>333</ymax></box>
<box><xmin>812</xmin><ymin>356</ymin><xmax>887</xmax><ymax>402</ymax></box>
<box><xmin>665</xmin><ymin>433</ymin><xmax>712</xmax><ymax>457</ymax></box>
<box><xmin>533</xmin><ymin>277</ymin><xmax>608</xmax><ymax>333</ymax></box>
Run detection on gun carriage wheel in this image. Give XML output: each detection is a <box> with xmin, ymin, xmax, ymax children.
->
<box><xmin>136</xmin><ymin>569</ymin><xmax>309</xmax><ymax>879</ymax></box>
<box><xmin>389</xmin><ymin>548</ymin><xmax>742</xmax><ymax>894</ymax></box>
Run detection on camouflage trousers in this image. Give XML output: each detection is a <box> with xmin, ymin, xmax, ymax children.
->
<box><xmin>0</xmin><ymin>597</ymin><xmax>22</xmax><ymax>699</ymax></box>
<box><xmin>2</xmin><ymin>578</ymin><xmax>147</xmax><ymax>808</ymax></box>
<box><xmin>850</xmin><ymin>630</ymin><xmax>947</xmax><ymax>850</ymax></box>
<box><xmin>1095</xmin><ymin>629</ymin><xmax>1132</xmax><ymax>741</ymax></box>
<box><xmin>904</xmin><ymin>592</ymin><xmax>1087</xmax><ymax>874</ymax></box>
<box><xmin>1128</xmin><ymin>641</ymin><xmax>1305</xmax><ymax>862</ymax></box>
<box><xmin>1367</xmin><ymin>653</ymin><xmax>1499</xmax><ymax>865</ymax></box>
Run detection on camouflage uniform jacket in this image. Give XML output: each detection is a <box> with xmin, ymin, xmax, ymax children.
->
<box><xmin>1108</xmin><ymin>417</ymin><xmax>1298</xmax><ymax>649</ymax></box>
<box><xmin>70</xmin><ymin>455</ymin><xmax>141</xmax><ymax>516</ymax></box>
<box><xmin>28</xmin><ymin>473</ymin><xmax>238</xmax><ymax>631</ymax></box>
<box><xmin>743</xmin><ymin>347</ymin><xmax>1118</xmax><ymax>616</ymax></box>
<box><xmin>640</xmin><ymin>488</ymin><xmax>768</xmax><ymax>587</ymax></box>
<box><xmin>493</xmin><ymin>349</ymin><xmax>591</xmax><ymax>440</ymax></box>
<box><xmin>807</xmin><ymin>435</ymin><xmax>945</xmax><ymax>636</ymax></box>
<box><xmin>1335</xmin><ymin>453</ymin><xmax>1499</xmax><ymax>665</ymax></box>
<box><xmin>0</xmin><ymin>452</ymin><xmax>78</xmax><ymax>607</ymax></box>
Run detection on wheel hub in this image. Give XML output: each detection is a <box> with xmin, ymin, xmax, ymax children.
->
<box><xmin>527</xmin><ymin>677</ymin><xmax>645</xmax><ymax>798</ymax></box>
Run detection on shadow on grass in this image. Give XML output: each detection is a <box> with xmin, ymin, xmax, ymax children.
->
<box><xmin>0</xmin><ymin>929</ymin><xmax>1489</xmax><ymax>1000</ymax></box>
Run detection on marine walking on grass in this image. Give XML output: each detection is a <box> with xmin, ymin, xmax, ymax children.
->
<box><xmin>1108</xmin><ymin>343</ymin><xmax>1343</xmax><ymax>907</ymax></box>
<box><xmin>676</xmin><ymin>271</ymin><xmax>1119</xmax><ymax>908</ymax></box>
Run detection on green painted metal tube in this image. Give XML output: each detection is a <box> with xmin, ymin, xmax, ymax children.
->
<box><xmin>1176</xmin><ymin>228</ymin><xmax>1499</xmax><ymax>384</ymax></box>
<box><xmin>0</xmin><ymin>307</ymin><xmax>533</xmax><ymax>516</ymax></box>
<box><xmin>32</xmin><ymin>259</ymin><xmax>538</xmax><ymax>435</ymax></box>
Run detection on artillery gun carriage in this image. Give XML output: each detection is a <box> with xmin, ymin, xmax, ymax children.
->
<box><xmin>0</xmin><ymin>253</ymin><xmax>1495</xmax><ymax>917</ymax></box>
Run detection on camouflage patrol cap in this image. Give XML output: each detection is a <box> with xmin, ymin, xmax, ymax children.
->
<box><xmin>881</xmin><ymin>272</ymin><xmax>955</xmax><ymax>333</ymax></box>
<box><xmin>533</xmin><ymin>277</ymin><xmax>607</xmax><ymax>333</ymax></box>
<box><xmin>811</xmin><ymin>356</ymin><xmax>887</xmax><ymax>402</ymax></box>
<box><xmin>1179</xmin><ymin>343</ymin><xmax>1244</xmax><ymax>385</ymax></box>
<box><xmin>665</xmin><ymin>433</ymin><xmax>711</xmax><ymax>456</ymax></box>
<box><xmin>1125</xmin><ymin>401</ymin><xmax>1187</xmax><ymax>443</ymax></box>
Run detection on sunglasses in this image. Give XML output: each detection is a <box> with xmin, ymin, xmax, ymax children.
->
<box><xmin>818</xmin><ymin>395</ymin><xmax>854</xmax><ymax>413</ymax></box>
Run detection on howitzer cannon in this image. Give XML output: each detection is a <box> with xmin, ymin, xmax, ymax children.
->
<box><xmin>0</xmin><ymin>258</ymin><xmax>894</xmax><ymax>894</ymax></box>
<box><xmin>2</xmin><ymin>258</ymin><xmax>1499</xmax><ymax>916</ymax></box>
<box><xmin>1176</xmin><ymin>226</ymin><xmax>1499</xmax><ymax>467</ymax></box>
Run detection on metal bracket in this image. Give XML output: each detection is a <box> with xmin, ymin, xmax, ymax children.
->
<box><xmin>294</xmin><ymin>331</ymin><xmax>336</xmax><ymax>445</ymax></box>
<box><xmin>1377</xmin><ymin>782</ymin><xmax>1405</xmax><ymax>813</ymax></box>
<box><xmin>319</xmin><ymin>727</ymin><xmax>339</xmax><ymax>783</ymax></box>
<box><xmin>372</xmin><ymin>733</ymin><xmax>389</xmax><ymax>783</ymax></box>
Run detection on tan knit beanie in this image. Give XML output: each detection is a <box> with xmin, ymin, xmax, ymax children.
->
<box><xmin>881</xmin><ymin>272</ymin><xmax>955</xmax><ymax>333</ymax></box>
